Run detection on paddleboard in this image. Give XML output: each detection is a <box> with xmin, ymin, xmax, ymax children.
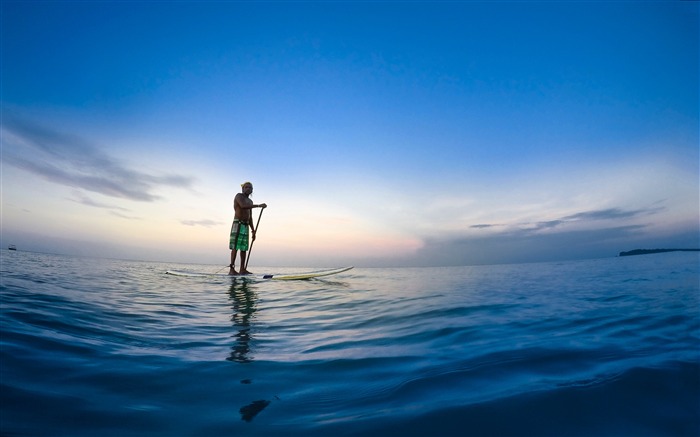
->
<box><xmin>165</xmin><ymin>266</ymin><xmax>353</xmax><ymax>281</ymax></box>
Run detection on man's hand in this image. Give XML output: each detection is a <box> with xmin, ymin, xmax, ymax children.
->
<box><xmin>259</xmin><ymin>203</ymin><xmax>267</xmax><ymax>209</ymax></box>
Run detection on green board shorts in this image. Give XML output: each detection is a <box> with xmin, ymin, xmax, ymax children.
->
<box><xmin>229</xmin><ymin>220</ymin><xmax>249</xmax><ymax>251</ymax></box>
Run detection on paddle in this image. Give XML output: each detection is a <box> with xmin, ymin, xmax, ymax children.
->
<box><xmin>244</xmin><ymin>206</ymin><xmax>265</xmax><ymax>271</ymax></box>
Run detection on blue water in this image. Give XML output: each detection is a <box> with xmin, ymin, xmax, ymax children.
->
<box><xmin>1</xmin><ymin>250</ymin><xmax>698</xmax><ymax>436</ymax></box>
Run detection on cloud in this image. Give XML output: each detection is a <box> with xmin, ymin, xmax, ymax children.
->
<box><xmin>67</xmin><ymin>191</ymin><xmax>142</xmax><ymax>219</ymax></box>
<box><xmin>561</xmin><ymin>207</ymin><xmax>662</xmax><ymax>222</ymax></box>
<box><xmin>68</xmin><ymin>191</ymin><xmax>131</xmax><ymax>212</ymax></box>
<box><xmin>383</xmin><ymin>205</ymin><xmax>683</xmax><ymax>267</ymax></box>
<box><xmin>181</xmin><ymin>219</ymin><xmax>223</xmax><ymax>228</ymax></box>
<box><xmin>109</xmin><ymin>211</ymin><xmax>143</xmax><ymax>220</ymax></box>
<box><xmin>414</xmin><ymin>224</ymin><xmax>652</xmax><ymax>267</ymax></box>
<box><xmin>1</xmin><ymin>113</ymin><xmax>194</xmax><ymax>202</ymax></box>
<box><xmin>475</xmin><ymin>206</ymin><xmax>666</xmax><ymax>235</ymax></box>
<box><xmin>470</xmin><ymin>223</ymin><xmax>505</xmax><ymax>229</ymax></box>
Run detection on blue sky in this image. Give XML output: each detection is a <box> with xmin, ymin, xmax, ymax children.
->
<box><xmin>1</xmin><ymin>1</ymin><xmax>698</xmax><ymax>267</ymax></box>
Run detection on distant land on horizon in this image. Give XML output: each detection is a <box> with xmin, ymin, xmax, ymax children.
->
<box><xmin>619</xmin><ymin>249</ymin><xmax>700</xmax><ymax>257</ymax></box>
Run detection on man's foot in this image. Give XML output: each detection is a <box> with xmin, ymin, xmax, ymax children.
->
<box><xmin>239</xmin><ymin>269</ymin><xmax>252</xmax><ymax>275</ymax></box>
<box><xmin>228</xmin><ymin>265</ymin><xmax>239</xmax><ymax>276</ymax></box>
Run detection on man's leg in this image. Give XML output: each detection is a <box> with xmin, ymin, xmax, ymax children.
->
<box><xmin>229</xmin><ymin>250</ymin><xmax>238</xmax><ymax>275</ymax></box>
<box><xmin>240</xmin><ymin>251</ymin><xmax>249</xmax><ymax>274</ymax></box>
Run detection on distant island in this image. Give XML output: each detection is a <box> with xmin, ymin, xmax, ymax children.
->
<box><xmin>619</xmin><ymin>249</ymin><xmax>700</xmax><ymax>257</ymax></box>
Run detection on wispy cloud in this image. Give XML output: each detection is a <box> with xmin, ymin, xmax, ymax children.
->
<box><xmin>181</xmin><ymin>219</ymin><xmax>223</xmax><ymax>228</ymax></box>
<box><xmin>66</xmin><ymin>191</ymin><xmax>143</xmax><ymax>220</ymax></box>
<box><xmin>561</xmin><ymin>207</ymin><xmax>662</xmax><ymax>222</ymax></box>
<box><xmin>470</xmin><ymin>223</ymin><xmax>504</xmax><ymax>229</ymax></box>
<box><xmin>474</xmin><ymin>207</ymin><xmax>665</xmax><ymax>235</ymax></box>
<box><xmin>109</xmin><ymin>211</ymin><xmax>143</xmax><ymax>220</ymax></box>
<box><xmin>1</xmin><ymin>113</ymin><xmax>194</xmax><ymax>202</ymax></box>
<box><xmin>414</xmin><ymin>224</ymin><xmax>653</xmax><ymax>267</ymax></box>
<box><xmin>68</xmin><ymin>191</ymin><xmax>131</xmax><ymax>211</ymax></box>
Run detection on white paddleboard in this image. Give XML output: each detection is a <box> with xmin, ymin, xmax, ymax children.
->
<box><xmin>165</xmin><ymin>266</ymin><xmax>353</xmax><ymax>281</ymax></box>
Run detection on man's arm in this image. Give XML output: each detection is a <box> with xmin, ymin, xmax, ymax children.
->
<box><xmin>235</xmin><ymin>195</ymin><xmax>266</xmax><ymax>210</ymax></box>
<box><xmin>249</xmin><ymin>203</ymin><xmax>267</xmax><ymax>234</ymax></box>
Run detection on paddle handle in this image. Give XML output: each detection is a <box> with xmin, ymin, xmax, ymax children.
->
<box><xmin>245</xmin><ymin>206</ymin><xmax>265</xmax><ymax>270</ymax></box>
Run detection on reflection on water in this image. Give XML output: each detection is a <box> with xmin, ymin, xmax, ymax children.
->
<box><xmin>227</xmin><ymin>279</ymin><xmax>258</xmax><ymax>363</ymax></box>
<box><xmin>226</xmin><ymin>279</ymin><xmax>271</xmax><ymax>422</ymax></box>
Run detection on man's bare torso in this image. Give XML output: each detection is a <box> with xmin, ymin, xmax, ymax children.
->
<box><xmin>234</xmin><ymin>193</ymin><xmax>253</xmax><ymax>222</ymax></box>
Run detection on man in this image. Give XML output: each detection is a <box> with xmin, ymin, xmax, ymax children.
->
<box><xmin>229</xmin><ymin>182</ymin><xmax>267</xmax><ymax>275</ymax></box>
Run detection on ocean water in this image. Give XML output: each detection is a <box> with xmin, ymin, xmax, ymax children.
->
<box><xmin>1</xmin><ymin>250</ymin><xmax>698</xmax><ymax>437</ymax></box>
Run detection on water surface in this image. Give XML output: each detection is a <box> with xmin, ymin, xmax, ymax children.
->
<box><xmin>1</xmin><ymin>251</ymin><xmax>698</xmax><ymax>436</ymax></box>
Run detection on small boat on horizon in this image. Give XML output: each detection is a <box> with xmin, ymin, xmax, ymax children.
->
<box><xmin>8</xmin><ymin>244</ymin><xmax>16</xmax><ymax>251</ymax></box>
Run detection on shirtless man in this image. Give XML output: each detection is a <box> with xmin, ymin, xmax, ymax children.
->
<box><xmin>229</xmin><ymin>182</ymin><xmax>267</xmax><ymax>275</ymax></box>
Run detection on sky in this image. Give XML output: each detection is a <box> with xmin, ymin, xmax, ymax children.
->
<box><xmin>1</xmin><ymin>1</ymin><xmax>698</xmax><ymax>268</ymax></box>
